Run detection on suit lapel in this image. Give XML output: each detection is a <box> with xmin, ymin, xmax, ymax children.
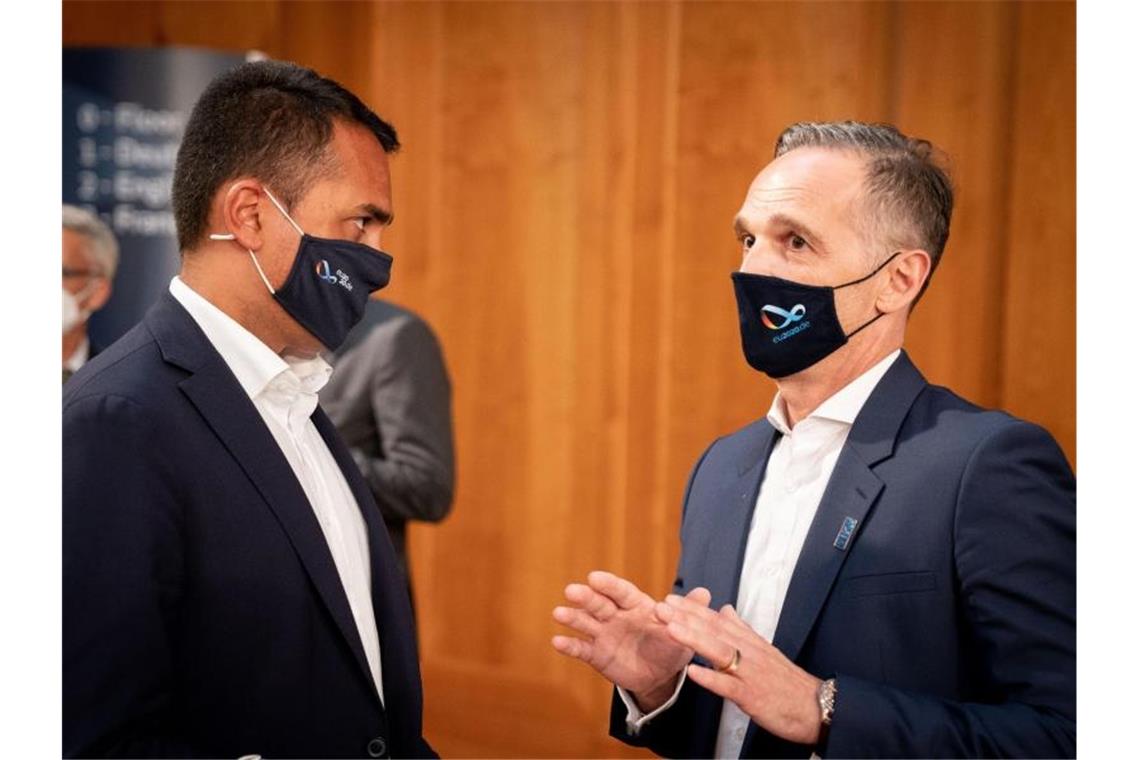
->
<box><xmin>146</xmin><ymin>294</ymin><xmax>380</xmax><ymax>703</ymax></box>
<box><xmin>312</xmin><ymin>408</ymin><xmax>420</xmax><ymax>717</ymax></box>
<box><xmin>768</xmin><ymin>451</ymin><xmax>883</xmax><ymax>663</ymax></box>
<box><xmin>704</xmin><ymin>422</ymin><xmax>782</xmax><ymax>610</ymax></box>
<box><xmin>769</xmin><ymin>351</ymin><xmax>927</xmax><ymax>664</ymax></box>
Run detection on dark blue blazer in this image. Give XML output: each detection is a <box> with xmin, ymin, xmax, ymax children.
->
<box><xmin>63</xmin><ymin>293</ymin><xmax>435</xmax><ymax>759</ymax></box>
<box><xmin>610</xmin><ymin>352</ymin><xmax>1075</xmax><ymax>758</ymax></box>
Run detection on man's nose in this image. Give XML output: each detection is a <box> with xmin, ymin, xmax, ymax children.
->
<box><xmin>740</xmin><ymin>240</ymin><xmax>777</xmax><ymax>276</ymax></box>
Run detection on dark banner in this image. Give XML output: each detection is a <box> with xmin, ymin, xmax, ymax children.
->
<box><xmin>63</xmin><ymin>47</ymin><xmax>247</xmax><ymax>348</ymax></box>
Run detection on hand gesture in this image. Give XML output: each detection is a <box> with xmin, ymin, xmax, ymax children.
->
<box><xmin>656</xmin><ymin>594</ymin><xmax>824</xmax><ymax>745</ymax></box>
<box><xmin>552</xmin><ymin>570</ymin><xmax>710</xmax><ymax>708</ymax></box>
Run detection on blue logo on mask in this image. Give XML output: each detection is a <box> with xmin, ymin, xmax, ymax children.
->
<box><xmin>761</xmin><ymin>304</ymin><xmax>807</xmax><ymax>330</ymax></box>
<box><xmin>315</xmin><ymin>259</ymin><xmax>339</xmax><ymax>284</ymax></box>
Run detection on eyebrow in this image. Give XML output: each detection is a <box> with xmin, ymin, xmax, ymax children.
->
<box><xmin>358</xmin><ymin>203</ymin><xmax>394</xmax><ymax>226</ymax></box>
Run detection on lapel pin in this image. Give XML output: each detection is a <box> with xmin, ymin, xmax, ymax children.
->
<box><xmin>833</xmin><ymin>516</ymin><xmax>859</xmax><ymax>551</ymax></box>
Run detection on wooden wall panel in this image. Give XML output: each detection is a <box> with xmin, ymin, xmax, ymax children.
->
<box><xmin>63</xmin><ymin>1</ymin><xmax>1076</xmax><ymax>756</ymax></box>
<box><xmin>1001</xmin><ymin>1</ymin><xmax>1077</xmax><ymax>467</ymax></box>
<box><xmin>893</xmin><ymin>1</ymin><xmax>1019</xmax><ymax>409</ymax></box>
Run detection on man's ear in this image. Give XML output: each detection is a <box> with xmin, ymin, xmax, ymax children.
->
<box><xmin>877</xmin><ymin>248</ymin><xmax>931</xmax><ymax>314</ymax></box>
<box><xmin>214</xmin><ymin>179</ymin><xmax>266</xmax><ymax>251</ymax></box>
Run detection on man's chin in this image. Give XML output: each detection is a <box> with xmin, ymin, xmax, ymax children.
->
<box><xmin>280</xmin><ymin>331</ymin><xmax>328</xmax><ymax>360</ymax></box>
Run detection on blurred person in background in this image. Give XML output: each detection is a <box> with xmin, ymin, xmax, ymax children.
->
<box><xmin>62</xmin><ymin>204</ymin><xmax>117</xmax><ymax>382</ymax></box>
<box><xmin>553</xmin><ymin>121</ymin><xmax>1075</xmax><ymax>759</ymax></box>
<box><xmin>320</xmin><ymin>298</ymin><xmax>455</xmax><ymax>614</ymax></box>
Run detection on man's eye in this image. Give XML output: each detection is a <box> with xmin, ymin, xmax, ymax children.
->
<box><xmin>789</xmin><ymin>234</ymin><xmax>808</xmax><ymax>250</ymax></box>
<box><xmin>352</xmin><ymin>217</ymin><xmax>370</xmax><ymax>232</ymax></box>
<box><xmin>741</xmin><ymin>234</ymin><xmax>756</xmax><ymax>250</ymax></box>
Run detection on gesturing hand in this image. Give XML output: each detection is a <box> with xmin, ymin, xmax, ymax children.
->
<box><xmin>656</xmin><ymin>594</ymin><xmax>824</xmax><ymax>745</ymax></box>
<box><xmin>552</xmin><ymin>571</ymin><xmax>711</xmax><ymax>709</ymax></box>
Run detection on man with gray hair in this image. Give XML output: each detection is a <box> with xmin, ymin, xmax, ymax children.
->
<box><xmin>62</xmin><ymin>205</ymin><xmax>118</xmax><ymax>382</ymax></box>
<box><xmin>553</xmin><ymin>121</ymin><xmax>1075</xmax><ymax>757</ymax></box>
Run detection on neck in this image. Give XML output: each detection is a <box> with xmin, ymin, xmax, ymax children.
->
<box><xmin>63</xmin><ymin>322</ymin><xmax>87</xmax><ymax>364</ymax></box>
<box><xmin>180</xmin><ymin>254</ymin><xmax>290</xmax><ymax>355</ymax></box>
<box><xmin>775</xmin><ymin>328</ymin><xmax>903</xmax><ymax>427</ymax></box>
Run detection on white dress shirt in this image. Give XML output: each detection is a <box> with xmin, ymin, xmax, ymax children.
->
<box><xmin>620</xmin><ymin>350</ymin><xmax>901</xmax><ymax>757</ymax></box>
<box><xmin>169</xmin><ymin>276</ymin><xmax>385</xmax><ymax>705</ymax></box>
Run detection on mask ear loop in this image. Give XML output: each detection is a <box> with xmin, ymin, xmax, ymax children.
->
<box><xmin>262</xmin><ymin>188</ymin><xmax>306</xmax><ymax>237</ymax></box>
<box><xmin>208</xmin><ymin>186</ymin><xmax>300</xmax><ymax>296</ymax></box>
<box><xmin>833</xmin><ymin>250</ymin><xmax>903</xmax><ymax>290</ymax></box>
<box><xmin>209</xmin><ymin>232</ymin><xmax>277</xmax><ymax>295</ymax></box>
<box><xmin>835</xmin><ymin>250</ymin><xmax>902</xmax><ymax>339</ymax></box>
<box><xmin>844</xmin><ymin>310</ymin><xmax>887</xmax><ymax>340</ymax></box>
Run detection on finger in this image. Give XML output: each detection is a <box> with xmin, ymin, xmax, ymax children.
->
<box><xmin>664</xmin><ymin>591</ymin><xmax>721</xmax><ymax>624</ymax></box>
<box><xmin>716</xmin><ymin>605</ymin><xmax>778</xmax><ymax>657</ymax></box>
<box><xmin>565</xmin><ymin>583</ymin><xmax>618</xmax><ymax>622</ymax></box>
<box><xmin>686</xmin><ymin>662</ymin><xmax>744</xmax><ymax>704</ymax></box>
<box><xmin>552</xmin><ymin>605</ymin><xmax>602</xmax><ymax>638</ymax></box>
<box><xmin>667</xmin><ymin>599</ymin><xmax>755</xmax><ymax>647</ymax></box>
<box><xmin>653</xmin><ymin>599</ymin><xmax>676</xmax><ymax>624</ymax></box>
<box><xmin>719</xmin><ymin>604</ymin><xmax>754</xmax><ymax>635</ymax></box>
<box><xmin>665</xmin><ymin>617</ymin><xmax>738</xmax><ymax>673</ymax></box>
<box><xmin>552</xmin><ymin>635</ymin><xmax>594</xmax><ymax>663</ymax></box>
<box><xmin>587</xmin><ymin>571</ymin><xmax>649</xmax><ymax>612</ymax></box>
<box><xmin>685</xmin><ymin>586</ymin><xmax>712</xmax><ymax>607</ymax></box>
<box><xmin>654</xmin><ymin>596</ymin><xmax>712</xmax><ymax>627</ymax></box>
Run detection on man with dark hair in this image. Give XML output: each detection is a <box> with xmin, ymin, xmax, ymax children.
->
<box><xmin>64</xmin><ymin>60</ymin><xmax>434</xmax><ymax>758</ymax></box>
<box><xmin>553</xmin><ymin>121</ymin><xmax>1075</xmax><ymax>758</ymax></box>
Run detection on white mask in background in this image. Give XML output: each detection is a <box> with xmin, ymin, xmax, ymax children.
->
<box><xmin>62</xmin><ymin>281</ymin><xmax>98</xmax><ymax>333</ymax></box>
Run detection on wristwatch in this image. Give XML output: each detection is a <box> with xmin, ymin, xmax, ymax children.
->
<box><xmin>817</xmin><ymin>678</ymin><xmax>837</xmax><ymax>726</ymax></box>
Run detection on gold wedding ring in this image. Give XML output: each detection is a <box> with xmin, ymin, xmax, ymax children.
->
<box><xmin>716</xmin><ymin>648</ymin><xmax>741</xmax><ymax>675</ymax></box>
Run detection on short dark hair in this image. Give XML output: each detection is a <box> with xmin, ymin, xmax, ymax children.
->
<box><xmin>172</xmin><ymin>60</ymin><xmax>399</xmax><ymax>252</ymax></box>
<box><xmin>774</xmin><ymin>121</ymin><xmax>953</xmax><ymax>304</ymax></box>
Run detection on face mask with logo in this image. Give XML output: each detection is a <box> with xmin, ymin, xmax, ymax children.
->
<box><xmin>731</xmin><ymin>251</ymin><xmax>899</xmax><ymax>378</ymax></box>
<box><xmin>210</xmin><ymin>188</ymin><xmax>394</xmax><ymax>351</ymax></box>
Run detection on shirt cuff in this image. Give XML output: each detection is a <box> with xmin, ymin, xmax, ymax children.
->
<box><xmin>616</xmin><ymin>670</ymin><xmax>688</xmax><ymax>736</ymax></box>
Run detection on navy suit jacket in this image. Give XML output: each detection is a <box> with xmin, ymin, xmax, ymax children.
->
<box><xmin>610</xmin><ymin>352</ymin><xmax>1075</xmax><ymax>758</ymax></box>
<box><xmin>63</xmin><ymin>293</ymin><xmax>435</xmax><ymax>759</ymax></box>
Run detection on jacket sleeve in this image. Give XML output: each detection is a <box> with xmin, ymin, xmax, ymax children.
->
<box><xmin>353</xmin><ymin>316</ymin><xmax>455</xmax><ymax>524</ymax></box>
<box><xmin>609</xmin><ymin>438</ymin><xmax>722</xmax><ymax>758</ymax></box>
<box><xmin>63</xmin><ymin>393</ymin><xmax>204</xmax><ymax>758</ymax></box>
<box><xmin>823</xmin><ymin>420</ymin><xmax>1076</xmax><ymax>758</ymax></box>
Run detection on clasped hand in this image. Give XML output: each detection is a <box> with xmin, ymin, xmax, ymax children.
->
<box><xmin>552</xmin><ymin>571</ymin><xmax>823</xmax><ymax>745</ymax></box>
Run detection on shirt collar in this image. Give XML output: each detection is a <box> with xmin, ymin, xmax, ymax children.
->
<box><xmin>766</xmin><ymin>349</ymin><xmax>901</xmax><ymax>434</ymax></box>
<box><xmin>168</xmin><ymin>276</ymin><xmax>331</xmax><ymax>401</ymax></box>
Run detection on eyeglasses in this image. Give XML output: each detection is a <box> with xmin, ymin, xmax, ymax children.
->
<box><xmin>63</xmin><ymin>267</ymin><xmax>103</xmax><ymax>280</ymax></box>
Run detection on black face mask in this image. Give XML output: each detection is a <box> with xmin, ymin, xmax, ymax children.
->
<box><xmin>731</xmin><ymin>252</ymin><xmax>899</xmax><ymax>379</ymax></box>
<box><xmin>211</xmin><ymin>188</ymin><xmax>394</xmax><ymax>351</ymax></box>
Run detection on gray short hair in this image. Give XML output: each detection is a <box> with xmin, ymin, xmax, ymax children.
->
<box><xmin>63</xmin><ymin>205</ymin><xmax>119</xmax><ymax>278</ymax></box>
<box><xmin>774</xmin><ymin>121</ymin><xmax>953</xmax><ymax>304</ymax></box>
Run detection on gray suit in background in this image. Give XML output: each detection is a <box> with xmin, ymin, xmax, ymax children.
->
<box><xmin>320</xmin><ymin>299</ymin><xmax>456</xmax><ymax>595</ymax></box>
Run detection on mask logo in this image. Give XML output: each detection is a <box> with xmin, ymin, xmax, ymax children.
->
<box><xmin>760</xmin><ymin>304</ymin><xmax>806</xmax><ymax>330</ymax></box>
<box><xmin>316</xmin><ymin>258</ymin><xmax>355</xmax><ymax>292</ymax></box>
<box><xmin>315</xmin><ymin>259</ymin><xmax>339</xmax><ymax>284</ymax></box>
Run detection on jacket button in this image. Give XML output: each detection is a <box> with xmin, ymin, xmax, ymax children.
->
<box><xmin>367</xmin><ymin>737</ymin><xmax>387</xmax><ymax>758</ymax></box>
